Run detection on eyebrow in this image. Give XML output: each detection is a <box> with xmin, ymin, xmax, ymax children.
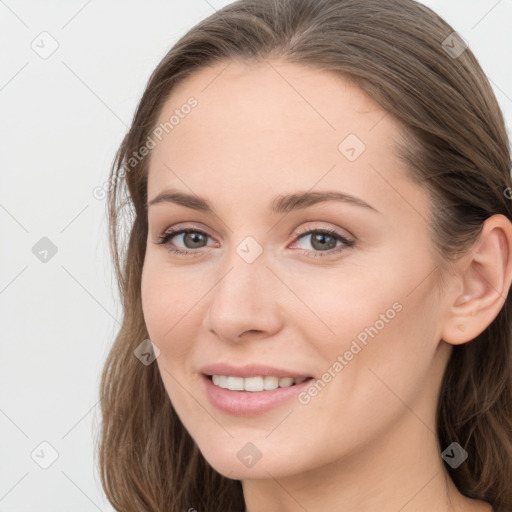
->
<box><xmin>146</xmin><ymin>189</ymin><xmax>379</xmax><ymax>214</ymax></box>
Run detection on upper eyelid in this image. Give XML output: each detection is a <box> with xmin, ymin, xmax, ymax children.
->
<box><xmin>157</xmin><ymin>220</ymin><xmax>353</xmax><ymax>236</ymax></box>
<box><xmin>158</xmin><ymin>224</ymin><xmax>354</xmax><ymax>247</ymax></box>
<box><xmin>160</xmin><ymin>225</ymin><xmax>347</xmax><ymax>237</ymax></box>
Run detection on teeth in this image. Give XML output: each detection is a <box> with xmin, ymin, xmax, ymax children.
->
<box><xmin>211</xmin><ymin>375</ymin><xmax>308</xmax><ymax>392</ymax></box>
<box><xmin>263</xmin><ymin>376</ymin><xmax>279</xmax><ymax>390</ymax></box>
<box><xmin>227</xmin><ymin>376</ymin><xmax>244</xmax><ymax>391</ymax></box>
<box><xmin>278</xmin><ymin>377</ymin><xmax>294</xmax><ymax>387</ymax></box>
<box><xmin>244</xmin><ymin>376</ymin><xmax>264</xmax><ymax>391</ymax></box>
<box><xmin>212</xmin><ymin>375</ymin><xmax>225</xmax><ymax>387</ymax></box>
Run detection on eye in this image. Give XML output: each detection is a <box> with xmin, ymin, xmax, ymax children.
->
<box><xmin>154</xmin><ymin>227</ymin><xmax>216</xmax><ymax>256</ymax></box>
<box><xmin>290</xmin><ymin>224</ymin><xmax>355</xmax><ymax>258</ymax></box>
<box><xmin>153</xmin><ymin>223</ymin><xmax>355</xmax><ymax>259</ymax></box>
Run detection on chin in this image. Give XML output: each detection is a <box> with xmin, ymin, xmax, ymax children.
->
<box><xmin>196</xmin><ymin>439</ymin><xmax>304</xmax><ymax>481</ymax></box>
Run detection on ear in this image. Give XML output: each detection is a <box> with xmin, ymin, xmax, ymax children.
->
<box><xmin>441</xmin><ymin>214</ymin><xmax>512</xmax><ymax>345</ymax></box>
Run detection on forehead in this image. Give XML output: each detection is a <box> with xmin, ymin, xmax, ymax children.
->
<box><xmin>146</xmin><ymin>60</ymin><xmax>424</xmax><ymax>219</ymax></box>
<box><xmin>153</xmin><ymin>59</ymin><xmax>389</xmax><ymax>152</ymax></box>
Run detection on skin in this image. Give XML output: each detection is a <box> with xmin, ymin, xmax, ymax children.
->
<box><xmin>141</xmin><ymin>59</ymin><xmax>511</xmax><ymax>511</ymax></box>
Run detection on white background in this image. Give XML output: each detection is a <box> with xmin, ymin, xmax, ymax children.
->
<box><xmin>1</xmin><ymin>1</ymin><xmax>511</xmax><ymax>511</ymax></box>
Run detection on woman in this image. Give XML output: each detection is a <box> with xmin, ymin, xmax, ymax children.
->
<box><xmin>98</xmin><ymin>0</ymin><xmax>512</xmax><ymax>510</ymax></box>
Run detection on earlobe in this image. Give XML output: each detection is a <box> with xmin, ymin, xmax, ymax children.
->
<box><xmin>441</xmin><ymin>214</ymin><xmax>512</xmax><ymax>346</ymax></box>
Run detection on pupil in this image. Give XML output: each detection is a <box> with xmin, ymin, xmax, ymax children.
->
<box><xmin>311</xmin><ymin>233</ymin><xmax>336</xmax><ymax>251</ymax></box>
<box><xmin>184</xmin><ymin>232</ymin><xmax>205</xmax><ymax>248</ymax></box>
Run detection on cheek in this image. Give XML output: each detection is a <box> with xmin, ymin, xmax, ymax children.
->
<box><xmin>283</xmin><ymin>261</ymin><xmax>406</xmax><ymax>347</ymax></box>
<box><xmin>141</xmin><ymin>257</ymin><xmax>215</xmax><ymax>383</ymax></box>
<box><xmin>299</xmin><ymin>256</ymin><xmax>441</xmax><ymax>398</ymax></box>
<box><xmin>317</xmin><ymin>273</ymin><xmax>441</xmax><ymax>426</ymax></box>
<box><xmin>141</xmin><ymin>262</ymin><xmax>197</xmax><ymax>411</ymax></box>
<box><xmin>141</xmin><ymin>259</ymin><xmax>188</xmax><ymax>350</ymax></box>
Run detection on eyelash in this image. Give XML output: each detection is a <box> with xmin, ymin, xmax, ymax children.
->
<box><xmin>154</xmin><ymin>223</ymin><xmax>355</xmax><ymax>259</ymax></box>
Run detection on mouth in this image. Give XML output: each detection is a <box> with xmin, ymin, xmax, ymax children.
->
<box><xmin>201</xmin><ymin>372</ymin><xmax>315</xmax><ymax>416</ymax></box>
<box><xmin>206</xmin><ymin>374</ymin><xmax>313</xmax><ymax>392</ymax></box>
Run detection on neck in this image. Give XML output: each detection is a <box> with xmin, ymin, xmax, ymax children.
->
<box><xmin>241</xmin><ymin>410</ymin><xmax>488</xmax><ymax>512</ymax></box>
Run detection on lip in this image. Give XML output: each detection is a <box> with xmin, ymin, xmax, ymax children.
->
<box><xmin>199</xmin><ymin>364</ymin><xmax>314</xmax><ymax>417</ymax></box>
<box><xmin>199</xmin><ymin>363</ymin><xmax>312</xmax><ymax>379</ymax></box>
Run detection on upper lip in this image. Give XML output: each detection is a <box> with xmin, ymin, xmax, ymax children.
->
<box><xmin>200</xmin><ymin>363</ymin><xmax>312</xmax><ymax>379</ymax></box>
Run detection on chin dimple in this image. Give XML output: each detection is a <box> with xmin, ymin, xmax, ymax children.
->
<box><xmin>210</xmin><ymin>375</ymin><xmax>309</xmax><ymax>392</ymax></box>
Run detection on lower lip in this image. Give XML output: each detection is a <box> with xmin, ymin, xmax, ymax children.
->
<box><xmin>202</xmin><ymin>374</ymin><xmax>313</xmax><ymax>416</ymax></box>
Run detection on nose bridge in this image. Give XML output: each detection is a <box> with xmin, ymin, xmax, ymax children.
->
<box><xmin>217</xmin><ymin>233</ymin><xmax>270</xmax><ymax>300</ymax></box>
<box><xmin>203</xmin><ymin>239</ymin><xmax>281</xmax><ymax>340</ymax></box>
<box><xmin>213</xmin><ymin>243</ymin><xmax>268</xmax><ymax>313</ymax></box>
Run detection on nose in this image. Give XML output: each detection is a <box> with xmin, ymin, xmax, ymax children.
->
<box><xmin>202</xmin><ymin>248</ymin><xmax>283</xmax><ymax>343</ymax></box>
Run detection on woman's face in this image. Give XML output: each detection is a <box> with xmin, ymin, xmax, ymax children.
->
<box><xmin>141</xmin><ymin>60</ymin><xmax>453</xmax><ymax>480</ymax></box>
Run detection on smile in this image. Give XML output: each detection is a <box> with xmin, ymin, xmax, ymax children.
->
<box><xmin>202</xmin><ymin>373</ymin><xmax>314</xmax><ymax>416</ymax></box>
<box><xmin>209</xmin><ymin>375</ymin><xmax>309</xmax><ymax>391</ymax></box>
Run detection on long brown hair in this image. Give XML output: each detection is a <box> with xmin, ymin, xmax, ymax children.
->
<box><xmin>98</xmin><ymin>1</ymin><xmax>512</xmax><ymax>510</ymax></box>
